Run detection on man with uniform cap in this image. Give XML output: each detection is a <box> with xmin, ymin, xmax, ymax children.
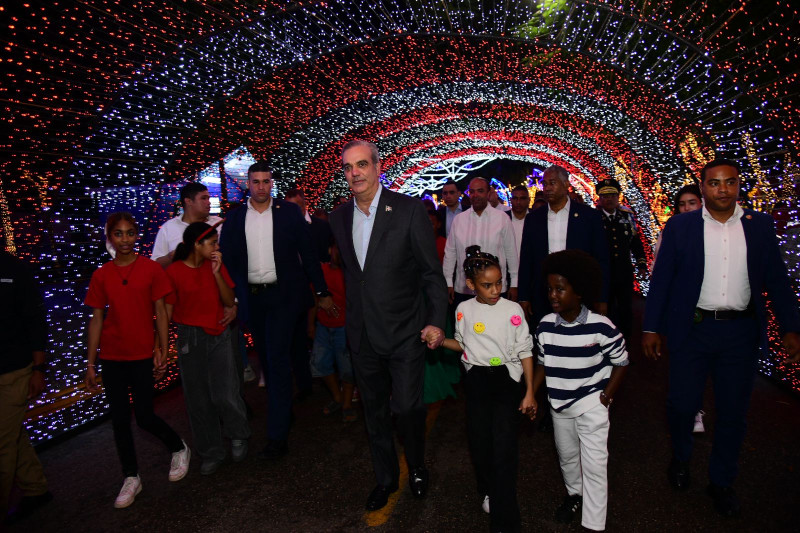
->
<box><xmin>596</xmin><ymin>178</ymin><xmax>648</xmax><ymax>339</ymax></box>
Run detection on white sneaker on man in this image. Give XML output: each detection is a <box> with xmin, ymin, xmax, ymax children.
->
<box><xmin>243</xmin><ymin>365</ymin><xmax>256</xmax><ymax>383</ymax></box>
<box><xmin>481</xmin><ymin>495</ymin><xmax>490</xmax><ymax>513</ymax></box>
<box><xmin>693</xmin><ymin>410</ymin><xmax>705</xmax><ymax>433</ymax></box>
<box><xmin>169</xmin><ymin>440</ymin><xmax>191</xmax><ymax>481</ymax></box>
<box><xmin>114</xmin><ymin>475</ymin><xmax>142</xmax><ymax>509</ymax></box>
<box><xmin>258</xmin><ymin>372</ymin><xmax>266</xmax><ymax>388</ymax></box>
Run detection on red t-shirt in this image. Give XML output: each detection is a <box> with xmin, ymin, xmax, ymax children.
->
<box><xmin>317</xmin><ymin>263</ymin><xmax>346</xmax><ymax>328</ymax></box>
<box><xmin>166</xmin><ymin>260</ymin><xmax>235</xmax><ymax>336</ymax></box>
<box><xmin>84</xmin><ymin>256</ymin><xmax>173</xmax><ymax>361</ymax></box>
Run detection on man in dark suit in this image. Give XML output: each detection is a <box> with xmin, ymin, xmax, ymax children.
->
<box><xmin>642</xmin><ymin>158</ymin><xmax>800</xmax><ymax>517</ymax></box>
<box><xmin>518</xmin><ymin>164</ymin><xmax>610</xmax><ymax>325</ymax></box>
<box><xmin>220</xmin><ymin>162</ymin><xmax>335</xmax><ymax>459</ymax></box>
<box><xmin>329</xmin><ymin>140</ymin><xmax>448</xmax><ymax>511</ymax></box>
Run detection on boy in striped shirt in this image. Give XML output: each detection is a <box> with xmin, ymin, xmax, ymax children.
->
<box><xmin>531</xmin><ymin>250</ymin><xmax>628</xmax><ymax>532</ymax></box>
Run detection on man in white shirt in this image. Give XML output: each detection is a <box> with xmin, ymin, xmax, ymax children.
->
<box><xmin>642</xmin><ymin>159</ymin><xmax>800</xmax><ymax>518</ymax></box>
<box><xmin>151</xmin><ymin>183</ymin><xmax>222</xmax><ymax>267</ymax></box>
<box><xmin>436</xmin><ymin>180</ymin><xmax>463</xmax><ymax>238</ymax></box>
<box><xmin>507</xmin><ymin>184</ymin><xmax>530</xmax><ymax>257</ymax></box>
<box><xmin>443</xmin><ymin>177</ymin><xmax>518</xmax><ymax>306</ymax></box>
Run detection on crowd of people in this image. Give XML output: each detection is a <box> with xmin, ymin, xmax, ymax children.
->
<box><xmin>2</xmin><ymin>142</ymin><xmax>800</xmax><ymax>532</ymax></box>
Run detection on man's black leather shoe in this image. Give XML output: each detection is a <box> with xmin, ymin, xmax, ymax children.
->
<box><xmin>707</xmin><ymin>484</ymin><xmax>741</xmax><ymax>517</ymax></box>
<box><xmin>409</xmin><ymin>467</ymin><xmax>429</xmax><ymax>499</ymax></box>
<box><xmin>365</xmin><ymin>483</ymin><xmax>398</xmax><ymax>511</ymax></box>
<box><xmin>258</xmin><ymin>439</ymin><xmax>288</xmax><ymax>460</ymax></box>
<box><xmin>667</xmin><ymin>458</ymin><xmax>690</xmax><ymax>490</ymax></box>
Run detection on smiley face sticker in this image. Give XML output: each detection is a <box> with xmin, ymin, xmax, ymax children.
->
<box><xmin>473</xmin><ymin>322</ymin><xmax>486</xmax><ymax>334</ymax></box>
<box><xmin>489</xmin><ymin>357</ymin><xmax>502</xmax><ymax>366</ymax></box>
<box><xmin>510</xmin><ymin>315</ymin><xmax>522</xmax><ymax>327</ymax></box>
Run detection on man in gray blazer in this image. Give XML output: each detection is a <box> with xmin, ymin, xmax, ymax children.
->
<box><xmin>329</xmin><ymin>140</ymin><xmax>448</xmax><ymax>511</ymax></box>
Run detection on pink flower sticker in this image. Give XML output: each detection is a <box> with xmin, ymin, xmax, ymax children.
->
<box><xmin>511</xmin><ymin>315</ymin><xmax>522</xmax><ymax>327</ymax></box>
<box><xmin>457</xmin><ymin>312</ymin><xmax>463</xmax><ymax>321</ymax></box>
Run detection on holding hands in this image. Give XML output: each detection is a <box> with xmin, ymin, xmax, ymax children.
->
<box><xmin>420</xmin><ymin>325</ymin><xmax>445</xmax><ymax>349</ymax></box>
<box><xmin>519</xmin><ymin>391</ymin><xmax>537</xmax><ymax>420</ymax></box>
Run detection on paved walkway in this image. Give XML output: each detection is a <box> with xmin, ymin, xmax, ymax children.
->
<box><xmin>9</xmin><ymin>300</ymin><xmax>800</xmax><ymax>532</ymax></box>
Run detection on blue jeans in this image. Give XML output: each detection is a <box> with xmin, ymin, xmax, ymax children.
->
<box><xmin>177</xmin><ymin>325</ymin><xmax>251</xmax><ymax>461</ymax></box>
<box><xmin>310</xmin><ymin>324</ymin><xmax>352</xmax><ymax>383</ymax></box>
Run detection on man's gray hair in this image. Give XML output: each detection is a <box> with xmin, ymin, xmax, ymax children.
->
<box><xmin>342</xmin><ymin>140</ymin><xmax>380</xmax><ymax>164</ymax></box>
<box><xmin>544</xmin><ymin>164</ymin><xmax>570</xmax><ymax>186</ymax></box>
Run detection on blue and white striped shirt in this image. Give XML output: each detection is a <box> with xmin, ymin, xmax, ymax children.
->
<box><xmin>535</xmin><ymin>306</ymin><xmax>628</xmax><ymax>417</ymax></box>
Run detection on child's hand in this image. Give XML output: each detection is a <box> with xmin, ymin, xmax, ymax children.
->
<box><xmin>211</xmin><ymin>251</ymin><xmax>223</xmax><ymax>274</ymax></box>
<box><xmin>519</xmin><ymin>392</ymin><xmax>537</xmax><ymax>420</ymax></box>
<box><xmin>84</xmin><ymin>367</ymin><xmax>100</xmax><ymax>393</ymax></box>
<box><xmin>420</xmin><ymin>326</ymin><xmax>442</xmax><ymax>347</ymax></box>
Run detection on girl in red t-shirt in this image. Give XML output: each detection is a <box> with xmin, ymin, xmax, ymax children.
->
<box><xmin>84</xmin><ymin>212</ymin><xmax>190</xmax><ymax>510</ymax></box>
<box><xmin>166</xmin><ymin>222</ymin><xmax>250</xmax><ymax>475</ymax></box>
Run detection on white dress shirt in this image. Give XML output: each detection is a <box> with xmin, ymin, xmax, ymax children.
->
<box><xmin>245</xmin><ymin>198</ymin><xmax>277</xmax><ymax>284</ymax></box>
<box><xmin>443</xmin><ymin>206</ymin><xmax>519</xmax><ymax>294</ymax></box>
<box><xmin>510</xmin><ymin>210</ymin><xmax>528</xmax><ymax>257</ymax></box>
<box><xmin>547</xmin><ymin>198</ymin><xmax>571</xmax><ymax>254</ymax></box>
<box><xmin>697</xmin><ymin>204</ymin><xmax>750</xmax><ymax>310</ymax></box>
<box><xmin>352</xmin><ymin>185</ymin><xmax>383</xmax><ymax>270</ymax></box>
<box><xmin>151</xmin><ymin>215</ymin><xmax>223</xmax><ymax>261</ymax></box>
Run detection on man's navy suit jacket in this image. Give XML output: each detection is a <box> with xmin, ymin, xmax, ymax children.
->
<box><xmin>517</xmin><ymin>201</ymin><xmax>610</xmax><ymax>322</ymax></box>
<box><xmin>219</xmin><ymin>199</ymin><xmax>327</xmax><ymax>325</ymax></box>
<box><xmin>329</xmin><ymin>188</ymin><xmax>448</xmax><ymax>355</ymax></box>
<box><xmin>643</xmin><ymin>208</ymin><xmax>800</xmax><ymax>352</ymax></box>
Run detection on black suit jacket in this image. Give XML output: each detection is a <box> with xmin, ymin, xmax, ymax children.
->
<box><xmin>219</xmin><ymin>199</ymin><xmax>327</xmax><ymax>324</ymax></box>
<box><xmin>329</xmin><ymin>188</ymin><xmax>448</xmax><ymax>355</ymax></box>
<box><xmin>518</xmin><ymin>201</ymin><xmax>610</xmax><ymax>323</ymax></box>
<box><xmin>308</xmin><ymin>215</ymin><xmax>333</xmax><ymax>263</ymax></box>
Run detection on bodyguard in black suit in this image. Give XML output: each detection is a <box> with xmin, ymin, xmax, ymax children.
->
<box><xmin>220</xmin><ymin>162</ymin><xmax>335</xmax><ymax>459</ymax></box>
<box><xmin>329</xmin><ymin>141</ymin><xmax>448</xmax><ymax>511</ymax></box>
<box><xmin>518</xmin><ymin>165</ymin><xmax>610</xmax><ymax>325</ymax></box>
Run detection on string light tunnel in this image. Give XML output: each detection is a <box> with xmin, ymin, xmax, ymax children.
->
<box><xmin>2</xmin><ymin>0</ymin><xmax>798</xmax><ymax>443</ymax></box>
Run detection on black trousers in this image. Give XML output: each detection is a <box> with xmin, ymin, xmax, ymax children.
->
<box><xmin>351</xmin><ymin>332</ymin><xmax>427</xmax><ymax>488</ymax></box>
<box><xmin>248</xmin><ymin>286</ymin><xmax>302</xmax><ymax>441</ymax></box>
<box><xmin>290</xmin><ymin>307</ymin><xmax>312</xmax><ymax>395</ymax></box>
<box><xmin>607</xmin><ymin>264</ymin><xmax>634</xmax><ymax>339</ymax></box>
<box><xmin>101</xmin><ymin>358</ymin><xmax>183</xmax><ymax>477</ymax></box>
<box><xmin>465</xmin><ymin>365</ymin><xmax>522</xmax><ymax>533</ymax></box>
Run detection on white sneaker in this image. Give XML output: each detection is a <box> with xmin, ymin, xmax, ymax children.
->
<box><xmin>169</xmin><ymin>441</ymin><xmax>191</xmax><ymax>481</ymax></box>
<box><xmin>243</xmin><ymin>365</ymin><xmax>257</xmax><ymax>383</ymax></box>
<box><xmin>481</xmin><ymin>495</ymin><xmax>490</xmax><ymax>514</ymax></box>
<box><xmin>114</xmin><ymin>476</ymin><xmax>142</xmax><ymax>509</ymax></box>
<box><xmin>693</xmin><ymin>411</ymin><xmax>705</xmax><ymax>433</ymax></box>
<box><xmin>258</xmin><ymin>372</ymin><xmax>266</xmax><ymax>388</ymax></box>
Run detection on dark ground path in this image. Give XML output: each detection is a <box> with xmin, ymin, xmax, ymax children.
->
<box><xmin>9</xmin><ymin>297</ymin><xmax>800</xmax><ymax>532</ymax></box>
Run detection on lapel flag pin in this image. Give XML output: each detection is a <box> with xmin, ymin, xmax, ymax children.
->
<box><xmin>386</xmin><ymin>205</ymin><xmax>392</xmax><ymax>212</ymax></box>
<box><xmin>573</xmin><ymin>212</ymin><xmax>579</xmax><ymax>217</ymax></box>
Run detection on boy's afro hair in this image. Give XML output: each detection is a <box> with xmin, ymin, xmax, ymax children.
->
<box><xmin>541</xmin><ymin>250</ymin><xmax>602</xmax><ymax>307</ymax></box>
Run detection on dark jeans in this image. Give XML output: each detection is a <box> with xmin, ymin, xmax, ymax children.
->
<box><xmin>351</xmin><ymin>332</ymin><xmax>427</xmax><ymax>488</ymax></box>
<box><xmin>101</xmin><ymin>358</ymin><xmax>184</xmax><ymax>477</ymax></box>
<box><xmin>177</xmin><ymin>325</ymin><xmax>251</xmax><ymax>462</ymax></box>
<box><xmin>667</xmin><ymin>315</ymin><xmax>759</xmax><ymax>487</ymax></box>
<box><xmin>464</xmin><ymin>365</ymin><xmax>522</xmax><ymax>533</ymax></box>
<box><xmin>248</xmin><ymin>285</ymin><xmax>303</xmax><ymax>441</ymax></box>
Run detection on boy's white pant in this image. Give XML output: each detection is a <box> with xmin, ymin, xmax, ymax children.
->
<box><xmin>552</xmin><ymin>403</ymin><xmax>610</xmax><ymax>531</ymax></box>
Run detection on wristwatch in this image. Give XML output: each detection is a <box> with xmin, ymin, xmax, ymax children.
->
<box><xmin>600</xmin><ymin>391</ymin><xmax>613</xmax><ymax>405</ymax></box>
